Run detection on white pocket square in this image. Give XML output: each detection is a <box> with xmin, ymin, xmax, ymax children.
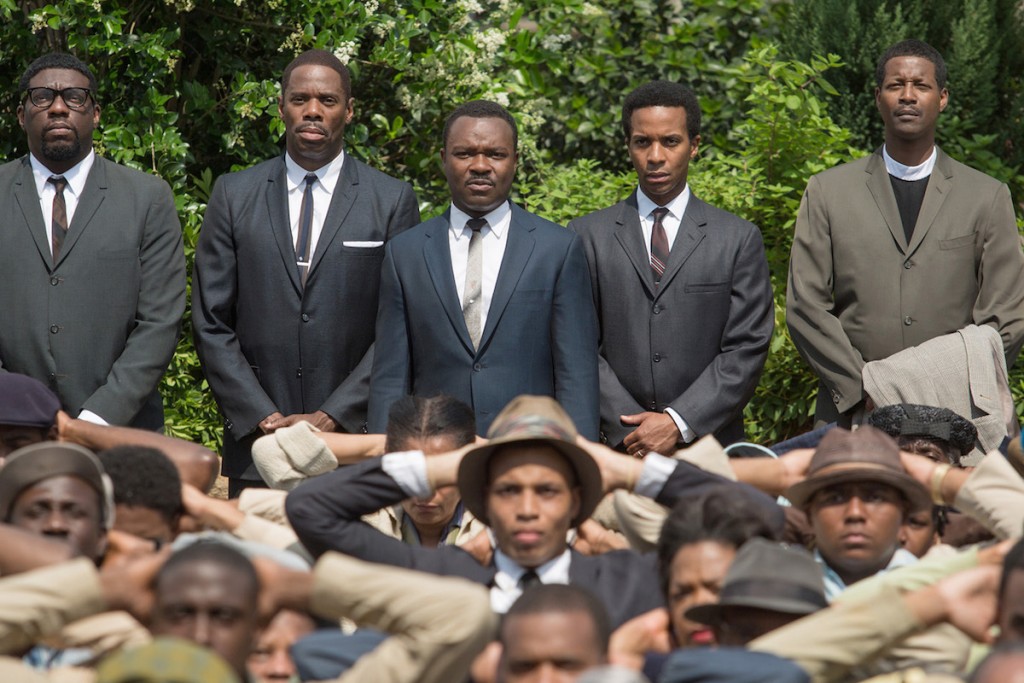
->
<box><xmin>343</xmin><ymin>240</ymin><xmax>384</xmax><ymax>248</ymax></box>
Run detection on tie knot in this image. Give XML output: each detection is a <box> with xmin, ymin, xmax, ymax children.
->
<box><xmin>466</xmin><ymin>217</ymin><xmax>488</xmax><ymax>233</ymax></box>
<box><xmin>48</xmin><ymin>175</ymin><xmax>67</xmax><ymax>193</ymax></box>
<box><xmin>517</xmin><ymin>570</ymin><xmax>541</xmax><ymax>590</ymax></box>
<box><xmin>303</xmin><ymin>172</ymin><xmax>318</xmax><ymax>187</ymax></box>
<box><xmin>651</xmin><ymin>207</ymin><xmax>669</xmax><ymax>223</ymax></box>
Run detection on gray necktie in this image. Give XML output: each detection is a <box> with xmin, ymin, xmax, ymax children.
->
<box><xmin>462</xmin><ymin>217</ymin><xmax>487</xmax><ymax>349</ymax></box>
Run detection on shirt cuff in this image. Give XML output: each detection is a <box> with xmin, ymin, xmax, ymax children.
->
<box><xmin>381</xmin><ymin>450</ymin><xmax>431</xmax><ymax>499</ymax></box>
<box><xmin>634</xmin><ymin>452</ymin><xmax>677</xmax><ymax>499</ymax></box>
<box><xmin>664</xmin><ymin>408</ymin><xmax>695</xmax><ymax>443</ymax></box>
<box><xmin>78</xmin><ymin>410</ymin><xmax>108</xmax><ymax>426</ymax></box>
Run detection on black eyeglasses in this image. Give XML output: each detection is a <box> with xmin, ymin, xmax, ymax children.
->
<box><xmin>24</xmin><ymin>87</ymin><xmax>93</xmax><ymax>111</ymax></box>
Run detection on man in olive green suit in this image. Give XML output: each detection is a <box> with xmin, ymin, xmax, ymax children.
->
<box><xmin>787</xmin><ymin>39</ymin><xmax>1024</xmax><ymax>425</ymax></box>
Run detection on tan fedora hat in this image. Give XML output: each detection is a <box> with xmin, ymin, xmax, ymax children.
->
<box><xmin>785</xmin><ymin>426</ymin><xmax>930</xmax><ymax>512</ymax></box>
<box><xmin>457</xmin><ymin>395</ymin><xmax>602</xmax><ymax>527</ymax></box>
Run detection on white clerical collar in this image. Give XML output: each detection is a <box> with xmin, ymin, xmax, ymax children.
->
<box><xmin>882</xmin><ymin>145</ymin><xmax>935</xmax><ymax>181</ymax></box>
<box><xmin>636</xmin><ymin>185</ymin><xmax>690</xmax><ymax>222</ymax></box>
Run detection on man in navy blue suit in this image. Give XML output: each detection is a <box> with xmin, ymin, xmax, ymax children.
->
<box><xmin>368</xmin><ymin>100</ymin><xmax>599</xmax><ymax>438</ymax></box>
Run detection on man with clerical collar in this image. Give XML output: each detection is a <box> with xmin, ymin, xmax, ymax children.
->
<box><xmin>786</xmin><ymin>39</ymin><xmax>1024</xmax><ymax>427</ymax></box>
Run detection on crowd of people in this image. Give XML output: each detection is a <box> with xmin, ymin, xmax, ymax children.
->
<box><xmin>0</xmin><ymin>34</ymin><xmax>1023</xmax><ymax>683</ymax></box>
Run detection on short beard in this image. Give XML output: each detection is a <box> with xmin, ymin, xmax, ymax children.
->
<box><xmin>42</xmin><ymin>135</ymin><xmax>81</xmax><ymax>162</ymax></box>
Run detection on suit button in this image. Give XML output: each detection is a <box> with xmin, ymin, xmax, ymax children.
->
<box><xmin>652</xmin><ymin>304</ymin><xmax>662</xmax><ymax>314</ymax></box>
<box><xmin>904</xmin><ymin>261</ymin><xmax>913</xmax><ymax>269</ymax></box>
<box><xmin>49</xmin><ymin>324</ymin><xmax>59</xmax><ymax>334</ymax></box>
<box><xmin>653</xmin><ymin>353</ymin><xmax>661</xmax><ymax>362</ymax></box>
<box><xmin>50</xmin><ymin>276</ymin><xmax>59</xmax><ymax>286</ymax></box>
<box><xmin>296</xmin><ymin>369</ymin><xmax>302</xmax><ymax>378</ymax></box>
<box><xmin>904</xmin><ymin>316</ymin><xmax>913</xmax><ymax>326</ymax></box>
<box><xmin>473</xmin><ymin>363</ymin><xmax>482</xmax><ymax>372</ymax></box>
<box><xmin>301</xmin><ymin>313</ymin><xmax>310</xmax><ymax>322</ymax></box>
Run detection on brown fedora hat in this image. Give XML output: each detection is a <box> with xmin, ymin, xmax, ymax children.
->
<box><xmin>785</xmin><ymin>426</ymin><xmax>931</xmax><ymax>512</ymax></box>
<box><xmin>685</xmin><ymin>538</ymin><xmax>827</xmax><ymax>625</ymax></box>
<box><xmin>457</xmin><ymin>395</ymin><xmax>602</xmax><ymax>527</ymax></box>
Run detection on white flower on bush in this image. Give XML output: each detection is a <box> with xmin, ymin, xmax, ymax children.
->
<box><xmin>372</xmin><ymin>18</ymin><xmax>396</xmax><ymax>38</ymax></box>
<box><xmin>364</xmin><ymin>0</ymin><xmax>379</xmax><ymax>15</ymax></box>
<box><xmin>540</xmin><ymin>33</ymin><xmax>570</xmax><ymax>51</ymax></box>
<box><xmin>475</xmin><ymin>28</ymin><xmax>505</xmax><ymax>57</ymax></box>
<box><xmin>457</xmin><ymin>0</ymin><xmax>483</xmax><ymax>14</ymax></box>
<box><xmin>333</xmin><ymin>41</ymin><xmax>359</xmax><ymax>65</ymax></box>
<box><xmin>489</xmin><ymin>91</ymin><xmax>510</xmax><ymax>107</ymax></box>
<box><xmin>581</xmin><ymin>2</ymin><xmax>604</xmax><ymax>16</ymax></box>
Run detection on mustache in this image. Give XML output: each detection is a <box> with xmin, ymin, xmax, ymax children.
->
<box><xmin>296</xmin><ymin>122</ymin><xmax>328</xmax><ymax>135</ymax></box>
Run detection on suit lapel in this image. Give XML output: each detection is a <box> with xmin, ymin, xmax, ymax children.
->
<box><xmin>12</xmin><ymin>157</ymin><xmax>52</xmax><ymax>269</ymax></box>
<box><xmin>864</xmin><ymin>150</ymin><xmax>908</xmax><ymax>252</ymax></box>
<box><xmin>906</xmin><ymin>148</ymin><xmax>953</xmax><ymax>257</ymax></box>
<box><xmin>423</xmin><ymin>213</ymin><xmax>476</xmax><ymax>355</ymax></box>
<box><xmin>55</xmin><ymin>156</ymin><xmax>108</xmax><ymax>269</ymax></box>
<box><xmin>656</xmin><ymin>195</ymin><xmax>707</xmax><ymax>297</ymax></box>
<box><xmin>479</xmin><ymin>204</ymin><xmax>535</xmax><ymax>352</ymax></box>
<box><xmin>308</xmin><ymin>155</ymin><xmax>358</xmax><ymax>278</ymax></box>
<box><xmin>613</xmin><ymin>192</ymin><xmax>658</xmax><ymax>299</ymax></box>
<box><xmin>264</xmin><ymin>158</ymin><xmax>303</xmax><ymax>296</ymax></box>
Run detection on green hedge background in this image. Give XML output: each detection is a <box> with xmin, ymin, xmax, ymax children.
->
<box><xmin>2</xmin><ymin>0</ymin><xmax>1021</xmax><ymax>450</ymax></box>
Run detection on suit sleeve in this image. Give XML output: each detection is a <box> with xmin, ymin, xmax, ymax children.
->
<box><xmin>786</xmin><ymin>176</ymin><xmax>867</xmax><ymax>413</ymax></box>
<box><xmin>312</xmin><ymin>553</ymin><xmax>497</xmax><ymax>683</ymax></box>
<box><xmin>81</xmin><ymin>176</ymin><xmax>186</xmax><ymax>424</ymax></box>
<box><xmin>972</xmin><ymin>181</ymin><xmax>1024</xmax><ymax>367</ymax></box>
<box><xmin>567</xmin><ymin>218</ymin><xmax>646</xmax><ymax>447</ymax></box>
<box><xmin>669</xmin><ymin>224</ymin><xmax>774</xmax><ymax>437</ymax></box>
<box><xmin>285</xmin><ymin>459</ymin><xmax>492</xmax><ymax>582</ymax></box>
<box><xmin>551</xmin><ymin>233</ymin><xmax>601</xmax><ymax>440</ymax></box>
<box><xmin>192</xmin><ymin>176</ymin><xmax>279</xmax><ymax>437</ymax></box>
<box><xmin>366</xmin><ymin>242</ymin><xmax>413</xmax><ymax>433</ymax></box>
<box><xmin>319</xmin><ymin>184</ymin><xmax>421</xmax><ymax>431</ymax></box>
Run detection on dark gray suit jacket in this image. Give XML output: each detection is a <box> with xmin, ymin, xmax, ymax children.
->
<box><xmin>192</xmin><ymin>154</ymin><xmax>419</xmax><ymax>479</ymax></box>
<box><xmin>367</xmin><ymin>203</ymin><xmax>599</xmax><ymax>439</ymax></box>
<box><xmin>569</xmin><ymin>192</ymin><xmax>774</xmax><ymax>447</ymax></box>
<box><xmin>0</xmin><ymin>156</ymin><xmax>185</xmax><ymax>429</ymax></box>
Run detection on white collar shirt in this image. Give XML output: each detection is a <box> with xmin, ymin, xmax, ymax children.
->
<box><xmin>635</xmin><ymin>184</ymin><xmax>691</xmax><ymax>255</ymax></box>
<box><xmin>882</xmin><ymin>145</ymin><xmax>936</xmax><ymax>181</ymax></box>
<box><xmin>491</xmin><ymin>547</ymin><xmax>572</xmax><ymax>613</ymax></box>
<box><xmin>284</xmin><ymin>151</ymin><xmax>345</xmax><ymax>262</ymax></box>
<box><xmin>448</xmin><ymin>201</ymin><xmax>513</xmax><ymax>334</ymax></box>
<box><xmin>30</xmin><ymin>150</ymin><xmax>95</xmax><ymax>256</ymax></box>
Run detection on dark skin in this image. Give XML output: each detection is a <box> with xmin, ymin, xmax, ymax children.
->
<box><xmin>0</xmin><ymin>424</ymin><xmax>51</xmax><ymax>461</ymax></box>
<box><xmin>8</xmin><ymin>475</ymin><xmax>108</xmax><ymax>562</ymax></box>
<box><xmin>17</xmin><ymin>67</ymin><xmax>99</xmax><ymax>175</ymax></box>
<box><xmin>441</xmin><ymin>116</ymin><xmax>518</xmax><ymax>218</ymax></box>
<box><xmin>875</xmin><ymin>55</ymin><xmax>948</xmax><ymax>166</ymax></box>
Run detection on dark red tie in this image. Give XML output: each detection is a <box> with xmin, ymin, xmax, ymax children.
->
<box><xmin>48</xmin><ymin>176</ymin><xmax>68</xmax><ymax>264</ymax></box>
<box><xmin>650</xmin><ymin>207</ymin><xmax>670</xmax><ymax>283</ymax></box>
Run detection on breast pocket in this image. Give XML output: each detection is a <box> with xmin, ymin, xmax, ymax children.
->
<box><xmin>939</xmin><ymin>232</ymin><xmax>977</xmax><ymax>250</ymax></box>
<box><xmin>684</xmin><ymin>281</ymin><xmax>729</xmax><ymax>294</ymax></box>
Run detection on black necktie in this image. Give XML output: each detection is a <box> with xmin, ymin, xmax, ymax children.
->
<box><xmin>48</xmin><ymin>176</ymin><xmax>68</xmax><ymax>263</ymax></box>
<box><xmin>650</xmin><ymin>206</ymin><xmax>670</xmax><ymax>283</ymax></box>
<box><xmin>518</xmin><ymin>570</ymin><xmax>541</xmax><ymax>590</ymax></box>
<box><xmin>295</xmin><ymin>172</ymin><xmax>317</xmax><ymax>288</ymax></box>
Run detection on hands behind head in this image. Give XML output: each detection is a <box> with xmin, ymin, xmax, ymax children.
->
<box><xmin>609</xmin><ymin>608</ymin><xmax>672</xmax><ymax>671</ymax></box>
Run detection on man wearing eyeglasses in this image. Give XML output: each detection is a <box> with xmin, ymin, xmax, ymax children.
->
<box><xmin>0</xmin><ymin>53</ymin><xmax>185</xmax><ymax>430</ymax></box>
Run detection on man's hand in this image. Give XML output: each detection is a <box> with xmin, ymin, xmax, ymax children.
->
<box><xmin>271</xmin><ymin>411</ymin><xmax>338</xmax><ymax>432</ymax></box>
<box><xmin>253</xmin><ymin>557</ymin><xmax>314</xmax><ymax>625</ymax></box>
<box><xmin>181</xmin><ymin>483</ymin><xmax>245</xmax><ymax>532</ymax></box>
<box><xmin>574</xmin><ymin>519</ymin><xmax>629</xmax><ymax>555</ymax></box>
<box><xmin>460</xmin><ymin>531</ymin><xmax>494</xmax><ymax>567</ymax></box>
<box><xmin>621</xmin><ymin>412</ymin><xmax>680</xmax><ymax>457</ymax></box>
<box><xmin>99</xmin><ymin>547</ymin><xmax>170</xmax><ymax>623</ymax></box>
<box><xmin>54</xmin><ymin>409</ymin><xmax>74</xmax><ymax>440</ymax></box>
<box><xmin>935</xmin><ymin>565</ymin><xmax>1000</xmax><ymax>643</ymax></box>
<box><xmin>609</xmin><ymin>608</ymin><xmax>672</xmax><ymax>671</ymax></box>
<box><xmin>575</xmin><ymin>437</ymin><xmax>643</xmax><ymax>495</ymax></box>
<box><xmin>259</xmin><ymin>411</ymin><xmax>286</xmax><ymax>434</ymax></box>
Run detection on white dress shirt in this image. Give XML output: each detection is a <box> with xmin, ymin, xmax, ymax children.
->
<box><xmin>284</xmin><ymin>151</ymin><xmax>345</xmax><ymax>260</ymax></box>
<box><xmin>29</xmin><ymin>150</ymin><xmax>95</xmax><ymax>256</ymax></box>
<box><xmin>448</xmin><ymin>201</ymin><xmax>513</xmax><ymax>335</ymax></box>
<box><xmin>634</xmin><ymin>186</ymin><xmax>696</xmax><ymax>443</ymax></box>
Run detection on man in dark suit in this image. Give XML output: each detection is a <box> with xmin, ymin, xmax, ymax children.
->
<box><xmin>569</xmin><ymin>81</ymin><xmax>773</xmax><ymax>453</ymax></box>
<box><xmin>786</xmin><ymin>40</ymin><xmax>1024</xmax><ymax>425</ymax></box>
<box><xmin>0</xmin><ymin>53</ymin><xmax>185</xmax><ymax>431</ymax></box>
<box><xmin>193</xmin><ymin>50</ymin><xmax>420</xmax><ymax>494</ymax></box>
<box><xmin>287</xmin><ymin>395</ymin><xmax>783</xmax><ymax>628</ymax></box>
<box><xmin>367</xmin><ymin>100</ymin><xmax>599</xmax><ymax>439</ymax></box>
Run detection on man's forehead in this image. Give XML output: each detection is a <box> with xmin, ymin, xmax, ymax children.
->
<box><xmin>815</xmin><ymin>480</ymin><xmax>903</xmax><ymax>499</ymax></box>
<box><xmin>14</xmin><ymin>473</ymin><xmax>97</xmax><ymax>501</ymax></box>
<box><xmin>29</xmin><ymin>67</ymin><xmax>90</xmax><ymax>88</ymax></box>
<box><xmin>488</xmin><ymin>445</ymin><xmax>576</xmax><ymax>483</ymax></box>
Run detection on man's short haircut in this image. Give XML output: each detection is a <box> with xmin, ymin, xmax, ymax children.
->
<box><xmin>384</xmin><ymin>394</ymin><xmax>476</xmax><ymax>452</ymax></box>
<box><xmin>657</xmin><ymin>486</ymin><xmax>780</xmax><ymax>599</ymax></box>
<box><xmin>502</xmin><ymin>584</ymin><xmax>611</xmax><ymax>654</ymax></box>
<box><xmin>157</xmin><ymin>541</ymin><xmax>259</xmax><ymax>604</ymax></box>
<box><xmin>19</xmin><ymin>52</ymin><xmax>98</xmax><ymax>97</ymax></box>
<box><xmin>621</xmin><ymin>80</ymin><xmax>701</xmax><ymax>141</ymax></box>
<box><xmin>97</xmin><ymin>446</ymin><xmax>183</xmax><ymax>525</ymax></box>
<box><xmin>442</xmin><ymin>100</ymin><xmax>518</xmax><ymax>150</ymax></box>
<box><xmin>281</xmin><ymin>49</ymin><xmax>352</xmax><ymax>99</ymax></box>
<box><xmin>876</xmin><ymin>39</ymin><xmax>947</xmax><ymax>90</ymax></box>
